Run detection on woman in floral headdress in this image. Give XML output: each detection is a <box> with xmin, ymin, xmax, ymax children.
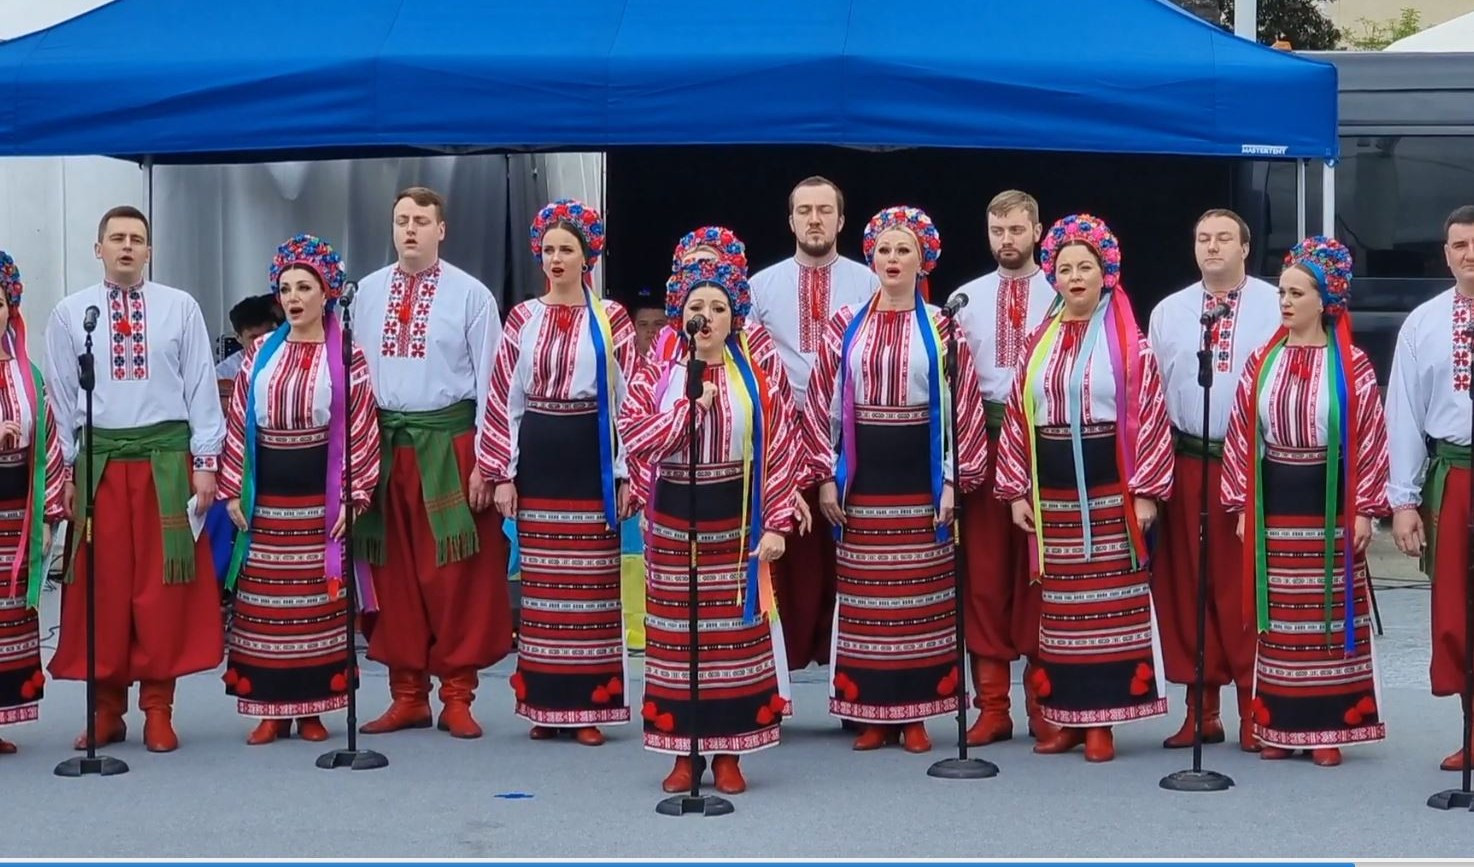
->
<box><xmin>0</xmin><ymin>251</ymin><xmax>66</xmax><ymax>753</ymax></box>
<box><xmin>619</xmin><ymin>259</ymin><xmax>799</xmax><ymax>795</ymax></box>
<box><xmin>647</xmin><ymin>226</ymin><xmax>751</xmax><ymax>366</ymax></box>
<box><xmin>801</xmin><ymin>206</ymin><xmax>988</xmax><ymax>754</ymax></box>
<box><xmin>995</xmin><ymin>213</ymin><xmax>1173</xmax><ymax>763</ymax></box>
<box><xmin>219</xmin><ymin>234</ymin><xmax>382</xmax><ymax>744</ymax></box>
<box><xmin>477</xmin><ymin>199</ymin><xmax>640</xmax><ymax>746</ymax></box>
<box><xmin>1221</xmin><ymin>236</ymin><xmax>1389</xmax><ymax>767</ymax></box>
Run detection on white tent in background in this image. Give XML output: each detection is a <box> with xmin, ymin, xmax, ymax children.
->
<box><xmin>1387</xmin><ymin>10</ymin><xmax>1474</xmax><ymax>51</ymax></box>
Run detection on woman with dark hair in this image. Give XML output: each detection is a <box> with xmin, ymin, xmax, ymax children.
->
<box><xmin>1221</xmin><ymin>235</ymin><xmax>1389</xmax><ymax>767</ymax></box>
<box><xmin>647</xmin><ymin>227</ymin><xmax>750</xmax><ymax>365</ymax></box>
<box><xmin>219</xmin><ymin>234</ymin><xmax>381</xmax><ymax>744</ymax></box>
<box><xmin>801</xmin><ymin>205</ymin><xmax>988</xmax><ymax>754</ymax></box>
<box><xmin>477</xmin><ymin>198</ymin><xmax>640</xmax><ymax>746</ymax></box>
<box><xmin>0</xmin><ymin>252</ymin><xmax>66</xmax><ymax>753</ymax></box>
<box><xmin>619</xmin><ymin>258</ymin><xmax>799</xmax><ymax>795</ymax></box>
<box><xmin>995</xmin><ymin>213</ymin><xmax>1174</xmax><ymax>763</ymax></box>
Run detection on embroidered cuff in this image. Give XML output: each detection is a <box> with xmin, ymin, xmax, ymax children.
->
<box><xmin>1391</xmin><ymin>502</ymin><xmax>1421</xmax><ymax>513</ymax></box>
<box><xmin>193</xmin><ymin>455</ymin><xmax>219</xmax><ymax>473</ymax></box>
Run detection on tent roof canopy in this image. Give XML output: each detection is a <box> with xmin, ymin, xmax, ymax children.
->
<box><xmin>0</xmin><ymin>0</ymin><xmax>1339</xmax><ymax>164</ymax></box>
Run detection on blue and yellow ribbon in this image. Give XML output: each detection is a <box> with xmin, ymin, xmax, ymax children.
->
<box><xmin>584</xmin><ymin>287</ymin><xmax>620</xmax><ymax>532</ymax></box>
<box><xmin>225</xmin><ymin>322</ymin><xmax>290</xmax><ymax>590</ymax></box>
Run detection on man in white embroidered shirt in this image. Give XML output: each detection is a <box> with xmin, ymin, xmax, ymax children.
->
<box><xmin>45</xmin><ymin>205</ymin><xmax>227</xmax><ymax>754</ymax></box>
<box><xmin>1147</xmin><ymin>208</ymin><xmax>1280</xmax><ymax>753</ymax></box>
<box><xmin>354</xmin><ymin>186</ymin><xmax>513</xmax><ymax>740</ymax></box>
<box><xmin>749</xmin><ymin>177</ymin><xmax>878</xmax><ymax>684</ymax></box>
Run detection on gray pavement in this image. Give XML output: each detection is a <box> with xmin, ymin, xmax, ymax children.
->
<box><xmin>5</xmin><ymin>528</ymin><xmax>1473</xmax><ymax>858</ymax></box>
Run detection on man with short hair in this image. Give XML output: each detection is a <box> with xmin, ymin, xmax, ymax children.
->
<box><xmin>45</xmin><ymin>205</ymin><xmax>226</xmax><ymax>753</ymax></box>
<box><xmin>216</xmin><ymin>294</ymin><xmax>284</xmax><ymax>382</ymax></box>
<box><xmin>749</xmin><ymin>176</ymin><xmax>879</xmax><ymax>677</ymax></box>
<box><xmin>1387</xmin><ymin>204</ymin><xmax>1474</xmax><ymax>771</ymax></box>
<box><xmin>1148</xmin><ymin>207</ymin><xmax>1280</xmax><ymax>752</ymax></box>
<box><xmin>952</xmin><ymin>190</ymin><xmax>1059</xmax><ymax>745</ymax></box>
<box><xmin>354</xmin><ymin>186</ymin><xmax>513</xmax><ymax>739</ymax></box>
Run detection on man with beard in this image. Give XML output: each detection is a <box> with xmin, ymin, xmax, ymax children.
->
<box><xmin>353</xmin><ymin>186</ymin><xmax>513</xmax><ymax>739</ymax></box>
<box><xmin>951</xmin><ymin>190</ymin><xmax>1059</xmax><ymax>745</ymax></box>
<box><xmin>1148</xmin><ymin>208</ymin><xmax>1279</xmax><ymax>752</ymax></box>
<box><xmin>749</xmin><ymin>176</ymin><xmax>878</xmax><ymax>682</ymax></box>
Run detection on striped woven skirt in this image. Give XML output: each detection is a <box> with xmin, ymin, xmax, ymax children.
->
<box><xmin>1251</xmin><ymin>444</ymin><xmax>1384</xmax><ymax>749</ymax></box>
<box><xmin>1032</xmin><ymin>424</ymin><xmax>1167</xmax><ymax>727</ymax></box>
<box><xmin>643</xmin><ymin>461</ymin><xmax>783</xmax><ymax>755</ymax></box>
<box><xmin>510</xmin><ymin>399</ymin><xmax>629</xmax><ymax>727</ymax></box>
<box><xmin>224</xmin><ymin>428</ymin><xmax>350</xmax><ymax>719</ymax></box>
<box><xmin>830</xmin><ymin>405</ymin><xmax>961</xmax><ymax>724</ymax></box>
<box><xmin>0</xmin><ymin>450</ymin><xmax>44</xmax><ymax>726</ymax></box>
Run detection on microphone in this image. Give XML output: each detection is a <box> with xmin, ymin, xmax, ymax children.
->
<box><xmin>338</xmin><ymin>280</ymin><xmax>358</xmax><ymax>308</ymax></box>
<box><xmin>1199</xmin><ymin>303</ymin><xmax>1231</xmax><ymax>326</ymax></box>
<box><xmin>684</xmin><ymin>314</ymin><xmax>708</xmax><ymax>337</ymax></box>
<box><xmin>942</xmin><ymin>292</ymin><xmax>970</xmax><ymax>317</ymax></box>
<box><xmin>82</xmin><ymin>305</ymin><xmax>101</xmax><ymax>333</ymax></box>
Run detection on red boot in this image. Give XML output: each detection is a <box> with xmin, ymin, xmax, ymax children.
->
<box><xmin>1163</xmin><ymin>686</ymin><xmax>1225</xmax><ymax>748</ymax></box>
<box><xmin>246</xmin><ymin>719</ymin><xmax>290</xmax><ymax>745</ymax></box>
<box><xmin>852</xmin><ymin>724</ymin><xmax>898</xmax><ymax>751</ymax></box>
<box><xmin>296</xmin><ymin>716</ymin><xmax>329</xmax><ymax>742</ymax></box>
<box><xmin>360</xmin><ymin>669</ymin><xmax>432</xmax><ymax>734</ymax></box>
<box><xmin>662</xmin><ymin>756</ymin><xmax>695</xmax><ymax>793</ymax></box>
<box><xmin>73</xmin><ymin>684</ymin><xmax>128</xmax><ymax>750</ymax></box>
<box><xmin>0</xmin><ymin>738</ymin><xmax>16</xmax><ymax>754</ymax></box>
<box><xmin>139</xmin><ymin>679</ymin><xmax>179</xmax><ymax>753</ymax></box>
<box><xmin>901</xmin><ymin>722</ymin><xmax>932</xmax><ymax>753</ymax></box>
<box><xmin>436</xmin><ymin>669</ymin><xmax>484</xmax><ymax>739</ymax></box>
<box><xmin>1084</xmin><ymin>726</ymin><xmax>1115</xmax><ymax>762</ymax></box>
<box><xmin>712</xmin><ymin>754</ymin><xmax>746</xmax><ymax>794</ymax></box>
<box><xmin>1033</xmin><ymin>726</ymin><xmax>1085</xmax><ymax>754</ymax></box>
<box><xmin>965</xmin><ymin>657</ymin><xmax>1014</xmax><ymax>747</ymax></box>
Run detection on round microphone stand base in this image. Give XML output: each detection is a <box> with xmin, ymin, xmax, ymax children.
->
<box><xmin>54</xmin><ymin>754</ymin><xmax>129</xmax><ymax>778</ymax></box>
<box><xmin>656</xmin><ymin>791</ymin><xmax>735</xmax><ymax>818</ymax></box>
<box><xmin>315</xmin><ymin>747</ymin><xmax>389</xmax><ymax>772</ymax></box>
<box><xmin>1159</xmin><ymin>767</ymin><xmax>1234</xmax><ymax>793</ymax></box>
<box><xmin>927</xmin><ymin>755</ymin><xmax>999</xmax><ymax>780</ymax></box>
<box><xmin>1427</xmin><ymin>789</ymin><xmax>1474</xmax><ymax>811</ymax></box>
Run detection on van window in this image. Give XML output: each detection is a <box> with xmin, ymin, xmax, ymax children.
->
<box><xmin>1264</xmin><ymin>136</ymin><xmax>1474</xmax><ymax>281</ymax></box>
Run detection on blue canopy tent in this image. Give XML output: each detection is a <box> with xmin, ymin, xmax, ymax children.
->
<box><xmin>0</xmin><ymin>0</ymin><xmax>1340</xmax><ymax>228</ymax></box>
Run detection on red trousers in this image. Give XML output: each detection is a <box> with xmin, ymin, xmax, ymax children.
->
<box><xmin>1429</xmin><ymin>465</ymin><xmax>1473</xmax><ymax>697</ymax></box>
<box><xmin>365</xmin><ymin>432</ymin><xmax>513</xmax><ymax>676</ymax></box>
<box><xmin>771</xmin><ymin>486</ymin><xmax>837</xmax><ymax>669</ymax></box>
<box><xmin>960</xmin><ymin>466</ymin><xmax>1039</xmax><ymax>662</ymax></box>
<box><xmin>49</xmin><ymin>459</ymin><xmax>223</xmax><ymax>686</ymax></box>
<box><xmin>1152</xmin><ymin>453</ymin><xmax>1254</xmax><ymax>688</ymax></box>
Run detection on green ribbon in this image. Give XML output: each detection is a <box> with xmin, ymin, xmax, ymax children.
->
<box><xmin>355</xmin><ymin>401</ymin><xmax>479</xmax><ymax>566</ymax></box>
<box><xmin>1420</xmin><ymin>439</ymin><xmax>1469</xmax><ymax>577</ymax></box>
<box><xmin>21</xmin><ymin>363</ymin><xmax>47</xmax><ymax>609</ymax></box>
<box><xmin>67</xmin><ymin>421</ymin><xmax>195</xmax><ymax>584</ymax></box>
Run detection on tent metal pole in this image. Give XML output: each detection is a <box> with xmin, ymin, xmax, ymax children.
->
<box><xmin>1234</xmin><ymin>0</ymin><xmax>1257</xmax><ymax>41</ymax></box>
<box><xmin>1322</xmin><ymin>160</ymin><xmax>1336</xmax><ymax>237</ymax></box>
<box><xmin>1296</xmin><ymin>159</ymin><xmax>1307</xmax><ymax>241</ymax></box>
<box><xmin>144</xmin><ymin>156</ymin><xmax>154</xmax><ymax>281</ymax></box>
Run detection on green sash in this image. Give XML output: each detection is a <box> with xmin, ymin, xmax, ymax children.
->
<box><xmin>982</xmin><ymin>400</ymin><xmax>1006</xmax><ymax>437</ymax></box>
<box><xmin>67</xmin><ymin>420</ymin><xmax>195</xmax><ymax>584</ymax></box>
<box><xmin>1421</xmin><ymin>439</ymin><xmax>1470</xmax><ymax>577</ymax></box>
<box><xmin>1172</xmin><ymin>429</ymin><xmax>1225</xmax><ymax>460</ymax></box>
<box><xmin>356</xmin><ymin>401</ymin><xmax>479</xmax><ymax>566</ymax></box>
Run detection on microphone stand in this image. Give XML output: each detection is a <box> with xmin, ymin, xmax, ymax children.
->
<box><xmin>657</xmin><ymin>326</ymin><xmax>733</xmax><ymax>817</ymax></box>
<box><xmin>1428</xmin><ymin>324</ymin><xmax>1474</xmax><ymax>811</ymax></box>
<box><xmin>317</xmin><ymin>284</ymin><xmax>387</xmax><ymax>772</ymax></box>
<box><xmin>1160</xmin><ymin>309</ymin><xmax>1233</xmax><ymax>793</ymax></box>
<box><xmin>56</xmin><ymin>309</ymin><xmax>128</xmax><ymax>777</ymax></box>
<box><xmin>928</xmin><ymin>300</ymin><xmax>998</xmax><ymax>780</ymax></box>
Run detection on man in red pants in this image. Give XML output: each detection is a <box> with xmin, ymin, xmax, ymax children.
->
<box><xmin>1147</xmin><ymin>208</ymin><xmax>1279</xmax><ymax>751</ymax></box>
<box><xmin>952</xmin><ymin>190</ymin><xmax>1057</xmax><ymax>745</ymax></box>
<box><xmin>749</xmin><ymin>177</ymin><xmax>878</xmax><ymax>683</ymax></box>
<box><xmin>1388</xmin><ymin>204</ymin><xmax>1474</xmax><ymax>770</ymax></box>
<box><xmin>45</xmin><ymin>205</ymin><xmax>226</xmax><ymax>753</ymax></box>
<box><xmin>354</xmin><ymin>187</ymin><xmax>514</xmax><ymax>738</ymax></box>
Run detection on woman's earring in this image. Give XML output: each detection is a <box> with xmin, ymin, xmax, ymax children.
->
<box><xmin>582</xmin><ymin>264</ymin><xmax>591</xmax><ymax>273</ymax></box>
